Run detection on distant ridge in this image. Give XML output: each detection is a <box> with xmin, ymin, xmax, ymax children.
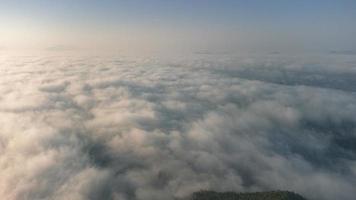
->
<box><xmin>190</xmin><ymin>191</ymin><xmax>307</xmax><ymax>200</ymax></box>
<box><xmin>45</xmin><ymin>45</ymin><xmax>78</xmax><ymax>51</ymax></box>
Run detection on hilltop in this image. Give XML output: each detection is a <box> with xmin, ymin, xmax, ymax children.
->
<box><xmin>190</xmin><ymin>191</ymin><xmax>307</xmax><ymax>200</ymax></box>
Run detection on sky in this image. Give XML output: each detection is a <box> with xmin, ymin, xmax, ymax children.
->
<box><xmin>1</xmin><ymin>0</ymin><xmax>356</xmax><ymax>53</ymax></box>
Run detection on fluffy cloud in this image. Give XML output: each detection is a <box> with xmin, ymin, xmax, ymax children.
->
<box><xmin>0</xmin><ymin>54</ymin><xmax>355</xmax><ymax>200</ymax></box>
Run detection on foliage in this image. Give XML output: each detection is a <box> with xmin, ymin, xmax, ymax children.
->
<box><xmin>190</xmin><ymin>191</ymin><xmax>307</xmax><ymax>200</ymax></box>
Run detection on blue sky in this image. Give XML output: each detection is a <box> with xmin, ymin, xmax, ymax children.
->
<box><xmin>1</xmin><ymin>0</ymin><xmax>355</xmax><ymax>53</ymax></box>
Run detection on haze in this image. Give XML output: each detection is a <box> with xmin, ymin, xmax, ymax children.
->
<box><xmin>1</xmin><ymin>0</ymin><xmax>356</xmax><ymax>54</ymax></box>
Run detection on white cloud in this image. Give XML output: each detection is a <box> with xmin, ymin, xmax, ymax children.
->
<box><xmin>0</xmin><ymin>54</ymin><xmax>355</xmax><ymax>200</ymax></box>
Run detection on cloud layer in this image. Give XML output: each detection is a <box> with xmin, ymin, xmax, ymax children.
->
<box><xmin>0</xmin><ymin>54</ymin><xmax>355</xmax><ymax>200</ymax></box>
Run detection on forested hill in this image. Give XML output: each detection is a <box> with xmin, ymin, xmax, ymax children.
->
<box><xmin>190</xmin><ymin>191</ymin><xmax>307</xmax><ymax>200</ymax></box>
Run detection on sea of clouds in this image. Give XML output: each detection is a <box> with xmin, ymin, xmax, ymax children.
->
<box><xmin>0</xmin><ymin>53</ymin><xmax>355</xmax><ymax>200</ymax></box>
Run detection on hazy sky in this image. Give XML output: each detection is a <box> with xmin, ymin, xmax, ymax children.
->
<box><xmin>1</xmin><ymin>0</ymin><xmax>356</xmax><ymax>53</ymax></box>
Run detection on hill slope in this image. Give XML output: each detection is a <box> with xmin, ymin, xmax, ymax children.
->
<box><xmin>190</xmin><ymin>191</ymin><xmax>307</xmax><ymax>200</ymax></box>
